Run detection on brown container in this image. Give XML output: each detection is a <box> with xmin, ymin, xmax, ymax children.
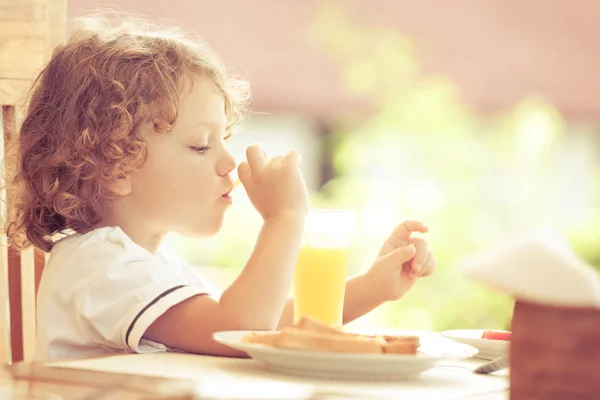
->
<box><xmin>510</xmin><ymin>300</ymin><xmax>600</xmax><ymax>400</ymax></box>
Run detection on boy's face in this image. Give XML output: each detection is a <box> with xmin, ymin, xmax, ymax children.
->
<box><xmin>124</xmin><ymin>76</ymin><xmax>236</xmax><ymax>238</ymax></box>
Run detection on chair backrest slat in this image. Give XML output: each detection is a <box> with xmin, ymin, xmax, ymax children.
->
<box><xmin>0</xmin><ymin>107</ymin><xmax>11</xmax><ymax>364</ymax></box>
<box><xmin>20</xmin><ymin>247</ymin><xmax>36</xmax><ymax>361</ymax></box>
<box><xmin>0</xmin><ymin>0</ymin><xmax>66</xmax><ymax>364</ymax></box>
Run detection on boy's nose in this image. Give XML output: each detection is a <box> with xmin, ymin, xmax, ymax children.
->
<box><xmin>218</xmin><ymin>149</ymin><xmax>237</xmax><ymax>176</ymax></box>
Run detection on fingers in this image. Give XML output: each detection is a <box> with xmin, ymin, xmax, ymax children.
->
<box><xmin>237</xmin><ymin>161</ymin><xmax>251</xmax><ymax>185</ymax></box>
<box><xmin>246</xmin><ymin>144</ymin><xmax>268</xmax><ymax>170</ymax></box>
<box><xmin>406</xmin><ymin>237</ymin><xmax>436</xmax><ymax>279</ymax></box>
<box><xmin>391</xmin><ymin>220</ymin><xmax>429</xmax><ymax>241</ymax></box>
<box><xmin>284</xmin><ymin>150</ymin><xmax>301</xmax><ymax>166</ymax></box>
<box><xmin>383</xmin><ymin>244</ymin><xmax>417</xmax><ymax>265</ymax></box>
<box><xmin>408</xmin><ymin>237</ymin><xmax>429</xmax><ymax>274</ymax></box>
<box><xmin>262</xmin><ymin>151</ymin><xmax>299</xmax><ymax>167</ymax></box>
<box><xmin>268</xmin><ymin>155</ymin><xmax>285</xmax><ymax>165</ymax></box>
<box><xmin>379</xmin><ymin>220</ymin><xmax>428</xmax><ymax>256</ymax></box>
<box><xmin>420</xmin><ymin>252</ymin><xmax>437</xmax><ymax>277</ymax></box>
<box><xmin>246</xmin><ymin>145</ymin><xmax>300</xmax><ymax>172</ymax></box>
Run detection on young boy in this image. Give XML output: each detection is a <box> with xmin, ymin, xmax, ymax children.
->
<box><xmin>7</xmin><ymin>13</ymin><xmax>436</xmax><ymax>361</ymax></box>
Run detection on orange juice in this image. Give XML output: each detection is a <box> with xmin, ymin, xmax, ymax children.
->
<box><xmin>293</xmin><ymin>244</ymin><xmax>348</xmax><ymax>327</ymax></box>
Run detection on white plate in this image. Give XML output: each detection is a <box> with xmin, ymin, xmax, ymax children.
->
<box><xmin>213</xmin><ymin>330</ymin><xmax>478</xmax><ymax>380</ymax></box>
<box><xmin>441</xmin><ymin>330</ymin><xmax>509</xmax><ymax>360</ymax></box>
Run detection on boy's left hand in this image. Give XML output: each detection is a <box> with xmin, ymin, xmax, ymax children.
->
<box><xmin>366</xmin><ymin>220</ymin><xmax>437</xmax><ymax>302</ymax></box>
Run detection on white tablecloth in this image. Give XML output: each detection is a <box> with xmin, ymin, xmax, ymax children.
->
<box><xmin>47</xmin><ymin>352</ymin><xmax>509</xmax><ymax>400</ymax></box>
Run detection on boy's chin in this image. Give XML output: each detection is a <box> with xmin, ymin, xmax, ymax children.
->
<box><xmin>181</xmin><ymin>220</ymin><xmax>224</xmax><ymax>238</ymax></box>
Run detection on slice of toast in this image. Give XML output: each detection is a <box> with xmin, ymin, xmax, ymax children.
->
<box><xmin>381</xmin><ymin>335</ymin><xmax>420</xmax><ymax>355</ymax></box>
<box><xmin>240</xmin><ymin>316</ymin><xmax>420</xmax><ymax>355</ymax></box>
<box><xmin>241</xmin><ymin>331</ymin><xmax>283</xmax><ymax>346</ymax></box>
<box><xmin>292</xmin><ymin>316</ymin><xmax>342</xmax><ymax>335</ymax></box>
<box><xmin>382</xmin><ymin>341</ymin><xmax>420</xmax><ymax>354</ymax></box>
<box><xmin>383</xmin><ymin>335</ymin><xmax>420</xmax><ymax>345</ymax></box>
<box><xmin>275</xmin><ymin>329</ymin><xmax>385</xmax><ymax>354</ymax></box>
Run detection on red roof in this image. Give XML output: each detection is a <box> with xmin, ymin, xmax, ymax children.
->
<box><xmin>70</xmin><ymin>0</ymin><xmax>600</xmax><ymax>122</ymax></box>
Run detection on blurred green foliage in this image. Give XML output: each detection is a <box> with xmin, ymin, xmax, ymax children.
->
<box><xmin>310</xmin><ymin>3</ymin><xmax>600</xmax><ymax>331</ymax></box>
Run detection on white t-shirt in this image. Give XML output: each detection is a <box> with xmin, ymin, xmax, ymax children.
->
<box><xmin>34</xmin><ymin>226</ymin><xmax>219</xmax><ymax>361</ymax></box>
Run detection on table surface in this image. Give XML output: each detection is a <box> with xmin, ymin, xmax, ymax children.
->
<box><xmin>3</xmin><ymin>351</ymin><xmax>509</xmax><ymax>400</ymax></box>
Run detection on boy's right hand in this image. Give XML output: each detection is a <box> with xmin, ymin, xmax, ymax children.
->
<box><xmin>238</xmin><ymin>144</ymin><xmax>309</xmax><ymax>221</ymax></box>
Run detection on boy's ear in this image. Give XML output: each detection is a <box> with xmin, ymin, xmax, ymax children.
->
<box><xmin>105</xmin><ymin>174</ymin><xmax>133</xmax><ymax>196</ymax></box>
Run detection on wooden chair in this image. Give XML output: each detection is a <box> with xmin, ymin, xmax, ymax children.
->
<box><xmin>0</xmin><ymin>0</ymin><xmax>66</xmax><ymax>364</ymax></box>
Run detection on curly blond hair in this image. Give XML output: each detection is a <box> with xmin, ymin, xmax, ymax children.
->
<box><xmin>6</xmin><ymin>12</ymin><xmax>251</xmax><ymax>252</ymax></box>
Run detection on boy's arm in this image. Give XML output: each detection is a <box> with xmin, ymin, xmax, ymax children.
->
<box><xmin>145</xmin><ymin>215</ymin><xmax>305</xmax><ymax>357</ymax></box>
<box><xmin>145</xmin><ymin>145</ymin><xmax>308</xmax><ymax>357</ymax></box>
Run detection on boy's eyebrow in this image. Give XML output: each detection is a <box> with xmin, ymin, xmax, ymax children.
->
<box><xmin>191</xmin><ymin>119</ymin><xmax>228</xmax><ymax>130</ymax></box>
<box><xmin>187</xmin><ymin>122</ymin><xmax>231</xmax><ymax>139</ymax></box>
<box><xmin>186</xmin><ymin>122</ymin><xmax>218</xmax><ymax>135</ymax></box>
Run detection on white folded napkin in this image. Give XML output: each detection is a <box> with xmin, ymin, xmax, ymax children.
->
<box><xmin>460</xmin><ymin>229</ymin><xmax>600</xmax><ymax>308</ymax></box>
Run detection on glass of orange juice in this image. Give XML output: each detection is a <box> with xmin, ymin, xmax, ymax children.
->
<box><xmin>293</xmin><ymin>209</ymin><xmax>355</xmax><ymax>327</ymax></box>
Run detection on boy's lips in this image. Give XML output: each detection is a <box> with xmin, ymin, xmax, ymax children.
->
<box><xmin>221</xmin><ymin>185</ymin><xmax>234</xmax><ymax>200</ymax></box>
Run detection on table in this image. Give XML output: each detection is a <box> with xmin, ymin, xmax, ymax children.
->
<box><xmin>3</xmin><ymin>353</ymin><xmax>509</xmax><ymax>400</ymax></box>
<box><xmin>2</xmin><ymin>360</ymin><xmax>196</xmax><ymax>399</ymax></box>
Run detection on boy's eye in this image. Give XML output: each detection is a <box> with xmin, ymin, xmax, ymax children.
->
<box><xmin>190</xmin><ymin>146</ymin><xmax>210</xmax><ymax>155</ymax></box>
